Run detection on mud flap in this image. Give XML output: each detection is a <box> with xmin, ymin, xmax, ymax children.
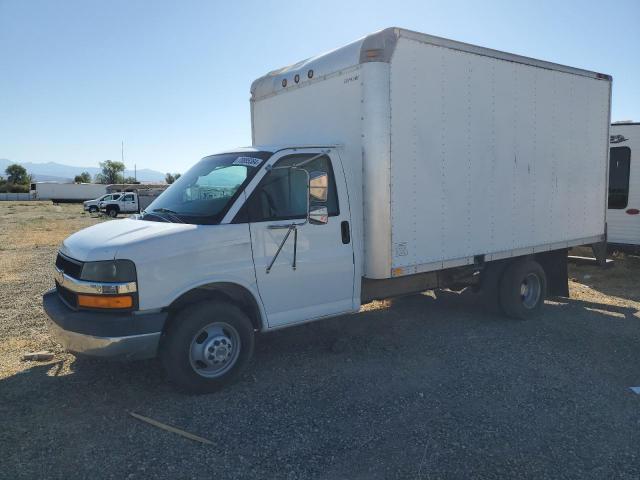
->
<box><xmin>536</xmin><ymin>249</ymin><xmax>569</xmax><ymax>298</ymax></box>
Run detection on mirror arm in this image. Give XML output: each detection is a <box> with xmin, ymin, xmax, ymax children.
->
<box><xmin>266</xmin><ymin>223</ymin><xmax>296</xmax><ymax>274</ymax></box>
<box><xmin>292</xmin><ymin>227</ymin><xmax>298</xmax><ymax>271</ymax></box>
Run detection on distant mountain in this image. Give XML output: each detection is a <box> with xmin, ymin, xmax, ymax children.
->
<box><xmin>31</xmin><ymin>174</ymin><xmax>74</xmax><ymax>182</ymax></box>
<box><xmin>0</xmin><ymin>158</ymin><xmax>166</xmax><ymax>183</ymax></box>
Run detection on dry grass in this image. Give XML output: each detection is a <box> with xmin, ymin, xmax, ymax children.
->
<box><xmin>569</xmin><ymin>246</ymin><xmax>640</xmax><ymax>314</ymax></box>
<box><xmin>0</xmin><ymin>202</ymin><xmax>105</xmax><ymax>377</ymax></box>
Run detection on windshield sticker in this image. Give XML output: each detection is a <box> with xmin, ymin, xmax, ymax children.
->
<box><xmin>233</xmin><ymin>157</ymin><xmax>263</xmax><ymax>168</ymax></box>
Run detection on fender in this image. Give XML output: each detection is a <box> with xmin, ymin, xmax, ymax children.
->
<box><xmin>164</xmin><ymin>279</ymin><xmax>267</xmax><ymax>332</ymax></box>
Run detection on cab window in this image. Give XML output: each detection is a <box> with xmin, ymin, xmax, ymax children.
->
<box><xmin>244</xmin><ymin>154</ymin><xmax>339</xmax><ymax>222</ymax></box>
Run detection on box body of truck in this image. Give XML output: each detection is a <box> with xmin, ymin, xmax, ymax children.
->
<box><xmin>251</xmin><ymin>27</ymin><xmax>611</xmax><ymax>282</ymax></box>
<box><xmin>607</xmin><ymin>122</ymin><xmax>639</xmax><ymax>249</ymax></box>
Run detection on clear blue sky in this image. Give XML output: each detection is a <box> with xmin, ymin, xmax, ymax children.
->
<box><xmin>1</xmin><ymin>0</ymin><xmax>638</xmax><ymax>173</ymax></box>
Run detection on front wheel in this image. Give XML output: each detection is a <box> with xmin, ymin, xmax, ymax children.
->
<box><xmin>499</xmin><ymin>258</ymin><xmax>547</xmax><ymax>319</ymax></box>
<box><xmin>88</xmin><ymin>206</ymin><xmax>98</xmax><ymax>213</ymax></box>
<box><xmin>161</xmin><ymin>301</ymin><xmax>255</xmax><ymax>394</ymax></box>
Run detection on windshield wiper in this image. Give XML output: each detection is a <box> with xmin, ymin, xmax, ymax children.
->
<box><xmin>140</xmin><ymin>211</ymin><xmax>170</xmax><ymax>223</ymax></box>
<box><xmin>151</xmin><ymin>208</ymin><xmax>184</xmax><ymax>223</ymax></box>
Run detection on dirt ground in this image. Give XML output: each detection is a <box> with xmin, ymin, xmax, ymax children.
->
<box><xmin>1</xmin><ymin>201</ymin><xmax>640</xmax><ymax>479</ymax></box>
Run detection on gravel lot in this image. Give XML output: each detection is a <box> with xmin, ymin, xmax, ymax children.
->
<box><xmin>1</xmin><ymin>202</ymin><xmax>640</xmax><ymax>479</ymax></box>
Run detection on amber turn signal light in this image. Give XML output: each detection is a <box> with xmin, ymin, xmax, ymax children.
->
<box><xmin>77</xmin><ymin>294</ymin><xmax>133</xmax><ymax>309</ymax></box>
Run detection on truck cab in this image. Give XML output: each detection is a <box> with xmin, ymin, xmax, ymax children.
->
<box><xmin>44</xmin><ymin>146</ymin><xmax>357</xmax><ymax>392</ymax></box>
<box><xmin>99</xmin><ymin>192</ymin><xmax>139</xmax><ymax>217</ymax></box>
<box><xmin>84</xmin><ymin>193</ymin><xmax>122</xmax><ymax>213</ymax></box>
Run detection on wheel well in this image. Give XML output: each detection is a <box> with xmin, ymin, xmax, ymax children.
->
<box><xmin>106</xmin><ymin>204</ymin><xmax>119</xmax><ymax>211</ymax></box>
<box><xmin>164</xmin><ymin>283</ymin><xmax>263</xmax><ymax>333</ymax></box>
<box><xmin>480</xmin><ymin>250</ymin><xmax>569</xmax><ymax>298</ymax></box>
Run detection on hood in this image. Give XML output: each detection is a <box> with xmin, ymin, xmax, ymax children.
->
<box><xmin>60</xmin><ymin>218</ymin><xmax>196</xmax><ymax>262</ymax></box>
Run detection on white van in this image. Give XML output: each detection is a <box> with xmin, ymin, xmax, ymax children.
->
<box><xmin>608</xmin><ymin>122</ymin><xmax>639</xmax><ymax>250</ymax></box>
<box><xmin>43</xmin><ymin>28</ymin><xmax>611</xmax><ymax>393</ymax></box>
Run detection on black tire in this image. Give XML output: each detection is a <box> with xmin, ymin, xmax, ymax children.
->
<box><xmin>89</xmin><ymin>206</ymin><xmax>98</xmax><ymax>213</ymax></box>
<box><xmin>499</xmin><ymin>258</ymin><xmax>547</xmax><ymax>319</ymax></box>
<box><xmin>106</xmin><ymin>207</ymin><xmax>118</xmax><ymax>218</ymax></box>
<box><xmin>161</xmin><ymin>301</ymin><xmax>255</xmax><ymax>394</ymax></box>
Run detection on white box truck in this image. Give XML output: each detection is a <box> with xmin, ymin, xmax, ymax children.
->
<box><xmin>43</xmin><ymin>28</ymin><xmax>611</xmax><ymax>393</ymax></box>
<box><xmin>607</xmin><ymin>122</ymin><xmax>639</xmax><ymax>250</ymax></box>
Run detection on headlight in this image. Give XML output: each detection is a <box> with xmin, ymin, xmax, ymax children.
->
<box><xmin>80</xmin><ymin>260</ymin><xmax>136</xmax><ymax>282</ymax></box>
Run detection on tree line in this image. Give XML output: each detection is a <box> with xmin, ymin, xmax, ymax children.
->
<box><xmin>0</xmin><ymin>160</ymin><xmax>182</xmax><ymax>192</ymax></box>
<box><xmin>0</xmin><ymin>164</ymin><xmax>33</xmax><ymax>193</ymax></box>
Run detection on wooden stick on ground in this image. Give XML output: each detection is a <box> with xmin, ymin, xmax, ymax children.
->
<box><xmin>128</xmin><ymin>411</ymin><xmax>214</xmax><ymax>445</ymax></box>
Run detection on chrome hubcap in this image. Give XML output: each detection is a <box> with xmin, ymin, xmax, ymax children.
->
<box><xmin>204</xmin><ymin>335</ymin><xmax>233</xmax><ymax>364</ymax></box>
<box><xmin>520</xmin><ymin>273</ymin><xmax>541</xmax><ymax>309</ymax></box>
<box><xmin>189</xmin><ymin>322</ymin><xmax>240</xmax><ymax>378</ymax></box>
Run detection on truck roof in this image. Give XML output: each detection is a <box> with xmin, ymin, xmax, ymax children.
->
<box><xmin>251</xmin><ymin>27</ymin><xmax>611</xmax><ymax>101</ymax></box>
<box><xmin>206</xmin><ymin>145</ymin><xmax>341</xmax><ymax>157</ymax></box>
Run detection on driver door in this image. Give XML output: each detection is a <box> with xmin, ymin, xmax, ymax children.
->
<box><xmin>243</xmin><ymin>150</ymin><xmax>355</xmax><ymax>328</ymax></box>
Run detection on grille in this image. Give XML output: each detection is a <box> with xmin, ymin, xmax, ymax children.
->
<box><xmin>55</xmin><ymin>253</ymin><xmax>83</xmax><ymax>279</ymax></box>
<box><xmin>56</xmin><ymin>282</ymin><xmax>77</xmax><ymax>309</ymax></box>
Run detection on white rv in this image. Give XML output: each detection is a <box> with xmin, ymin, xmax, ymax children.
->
<box><xmin>608</xmin><ymin>122</ymin><xmax>639</xmax><ymax>250</ymax></box>
<box><xmin>43</xmin><ymin>28</ymin><xmax>611</xmax><ymax>393</ymax></box>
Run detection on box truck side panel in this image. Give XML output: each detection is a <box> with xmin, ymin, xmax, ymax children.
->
<box><xmin>388</xmin><ymin>37</ymin><xmax>609</xmax><ymax>275</ymax></box>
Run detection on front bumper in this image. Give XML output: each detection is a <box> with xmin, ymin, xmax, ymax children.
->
<box><xmin>43</xmin><ymin>289</ymin><xmax>167</xmax><ymax>360</ymax></box>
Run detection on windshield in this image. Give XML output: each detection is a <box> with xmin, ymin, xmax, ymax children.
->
<box><xmin>142</xmin><ymin>151</ymin><xmax>271</xmax><ymax>225</ymax></box>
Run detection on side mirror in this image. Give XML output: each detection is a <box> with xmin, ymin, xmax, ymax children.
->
<box><xmin>309</xmin><ymin>206</ymin><xmax>328</xmax><ymax>225</ymax></box>
<box><xmin>309</xmin><ymin>171</ymin><xmax>329</xmax><ymax>202</ymax></box>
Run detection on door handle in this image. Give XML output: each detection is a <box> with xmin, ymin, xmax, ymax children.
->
<box><xmin>341</xmin><ymin>221</ymin><xmax>350</xmax><ymax>244</ymax></box>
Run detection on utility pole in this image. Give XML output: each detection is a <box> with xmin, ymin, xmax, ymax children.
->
<box><xmin>122</xmin><ymin>140</ymin><xmax>127</xmax><ymax>184</ymax></box>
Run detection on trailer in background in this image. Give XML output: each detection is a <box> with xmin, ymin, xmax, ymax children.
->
<box><xmin>30</xmin><ymin>182</ymin><xmax>107</xmax><ymax>202</ymax></box>
<box><xmin>608</xmin><ymin>122</ymin><xmax>639</xmax><ymax>251</ymax></box>
<box><xmin>106</xmin><ymin>183</ymin><xmax>167</xmax><ymax>194</ymax></box>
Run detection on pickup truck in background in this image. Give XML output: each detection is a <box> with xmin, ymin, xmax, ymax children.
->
<box><xmin>43</xmin><ymin>28</ymin><xmax>611</xmax><ymax>393</ymax></box>
<box><xmin>84</xmin><ymin>193</ymin><xmax>122</xmax><ymax>213</ymax></box>
<box><xmin>99</xmin><ymin>189</ymin><xmax>165</xmax><ymax>217</ymax></box>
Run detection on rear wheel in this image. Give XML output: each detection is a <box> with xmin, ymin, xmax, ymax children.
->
<box><xmin>106</xmin><ymin>207</ymin><xmax>118</xmax><ymax>218</ymax></box>
<box><xmin>499</xmin><ymin>258</ymin><xmax>547</xmax><ymax>319</ymax></box>
<box><xmin>161</xmin><ymin>301</ymin><xmax>255</xmax><ymax>394</ymax></box>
